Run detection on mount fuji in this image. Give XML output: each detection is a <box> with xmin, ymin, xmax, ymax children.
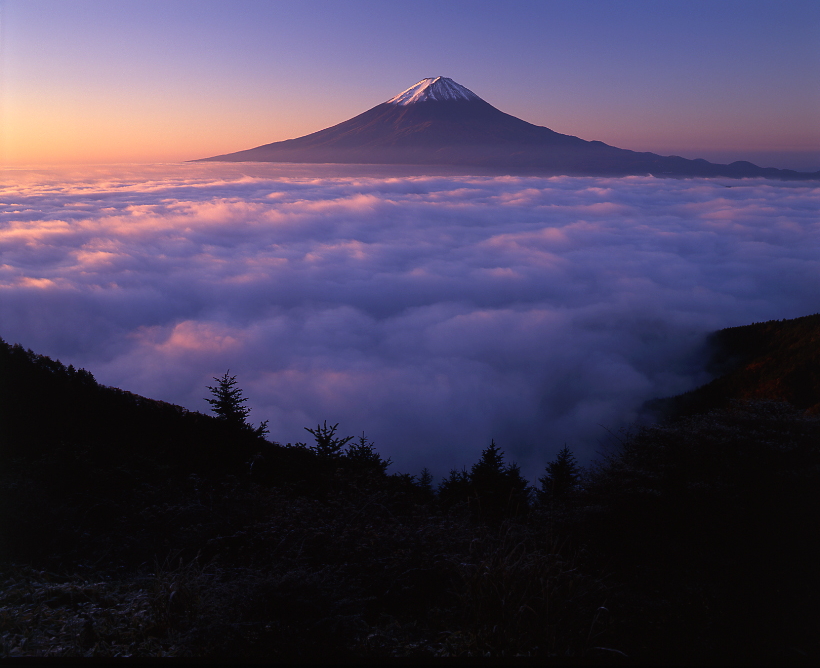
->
<box><xmin>198</xmin><ymin>77</ymin><xmax>818</xmax><ymax>179</ymax></box>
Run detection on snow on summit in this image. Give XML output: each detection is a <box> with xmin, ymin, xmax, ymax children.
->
<box><xmin>387</xmin><ymin>76</ymin><xmax>482</xmax><ymax>105</ymax></box>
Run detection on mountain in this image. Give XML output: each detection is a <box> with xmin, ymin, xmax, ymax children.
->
<box><xmin>197</xmin><ymin>77</ymin><xmax>819</xmax><ymax>179</ymax></box>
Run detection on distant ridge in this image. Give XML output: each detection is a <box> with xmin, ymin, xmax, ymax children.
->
<box><xmin>197</xmin><ymin>77</ymin><xmax>820</xmax><ymax>180</ymax></box>
<box><xmin>647</xmin><ymin>313</ymin><xmax>820</xmax><ymax>420</ymax></box>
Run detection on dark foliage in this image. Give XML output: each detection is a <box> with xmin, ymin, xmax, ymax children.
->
<box><xmin>438</xmin><ymin>441</ymin><xmax>530</xmax><ymax>521</ymax></box>
<box><xmin>416</xmin><ymin>467</ymin><xmax>434</xmax><ymax>496</ymax></box>
<box><xmin>4</xmin><ymin>318</ymin><xmax>820</xmax><ymax>661</ymax></box>
<box><xmin>206</xmin><ymin>370</ymin><xmax>269</xmax><ymax>437</ymax></box>
<box><xmin>206</xmin><ymin>370</ymin><xmax>251</xmax><ymax>423</ymax></box>
<box><xmin>344</xmin><ymin>432</ymin><xmax>392</xmax><ymax>474</ymax></box>
<box><xmin>649</xmin><ymin>312</ymin><xmax>820</xmax><ymax>419</ymax></box>
<box><xmin>0</xmin><ymin>339</ymin><xmax>267</xmax><ymax>479</ymax></box>
<box><xmin>305</xmin><ymin>420</ymin><xmax>354</xmax><ymax>458</ymax></box>
<box><xmin>537</xmin><ymin>445</ymin><xmax>581</xmax><ymax>507</ymax></box>
<box><xmin>436</xmin><ymin>468</ymin><xmax>470</xmax><ymax>510</ymax></box>
<box><xmin>580</xmin><ymin>401</ymin><xmax>820</xmax><ymax>661</ymax></box>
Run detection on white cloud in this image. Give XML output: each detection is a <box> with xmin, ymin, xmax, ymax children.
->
<box><xmin>1</xmin><ymin>164</ymin><xmax>818</xmax><ymax>477</ymax></box>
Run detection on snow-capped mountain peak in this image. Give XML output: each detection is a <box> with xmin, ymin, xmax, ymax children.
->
<box><xmin>386</xmin><ymin>76</ymin><xmax>482</xmax><ymax>106</ymax></box>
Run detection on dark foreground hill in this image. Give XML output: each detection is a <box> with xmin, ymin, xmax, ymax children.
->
<box><xmin>198</xmin><ymin>76</ymin><xmax>820</xmax><ymax>181</ymax></box>
<box><xmin>2</xmin><ymin>332</ymin><xmax>820</xmax><ymax>661</ymax></box>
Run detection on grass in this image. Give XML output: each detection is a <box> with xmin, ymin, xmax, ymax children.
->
<box><xmin>0</xmin><ymin>485</ymin><xmax>612</xmax><ymax>659</ymax></box>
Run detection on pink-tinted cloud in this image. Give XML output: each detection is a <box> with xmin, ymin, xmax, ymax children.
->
<box><xmin>1</xmin><ymin>164</ymin><xmax>818</xmax><ymax>477</ymax></box>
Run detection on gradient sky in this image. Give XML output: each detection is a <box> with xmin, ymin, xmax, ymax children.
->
<box><xmin>1</xmin><ymin>0</ymin><xmax>819</xmax><ymax>169</ymax></box>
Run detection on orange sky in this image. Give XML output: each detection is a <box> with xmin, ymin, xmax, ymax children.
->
<box><xmin>2</xmin><ymin>0</ymin><xmax>818</xmax><ymax>169</ymax></box>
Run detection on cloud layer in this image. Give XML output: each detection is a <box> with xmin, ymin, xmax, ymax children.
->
<box><xmin>2</xmin><ymin>164</ymin><xmax>818</xmax><ymax>477</ymax></box>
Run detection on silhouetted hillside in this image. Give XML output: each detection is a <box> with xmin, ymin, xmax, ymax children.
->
<box><xmin>585</xmin><ymin>401</ymin><xmax>820</xmax><ymax>657</ymax></box>
<box><xmin>0</xmin><ymin>338</ymin><xmax>267</xmax><ymax>477</ymax></box>
<box><xmin>647</xmin><ymin>313</ymin><xmax>820</xmax><ymax>419</ymax></box>
<box><xmin>2</xmin><ymin>331</ymin><xmax>820</xmax><ymax>661</ymax></box>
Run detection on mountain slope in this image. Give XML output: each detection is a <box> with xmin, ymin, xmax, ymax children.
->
<box><xmin>197</xmin><ymin>77</ymin><xmax>819</xmax><ymax>179</ymax></box>
<box><xmin>648</xmin><ymin>313</ymin><xmax>820</xmax><ymax>419</ymax></box>
<box><xmin>0</xmin><ymin>337</ymin><xmax>262</xmax><ymax>474</ymax></box>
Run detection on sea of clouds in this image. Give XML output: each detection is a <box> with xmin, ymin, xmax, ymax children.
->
<box><xmin>1</xmin><ymin>163</ymin><xmax>818</xmax><ymax>478</ymax></box>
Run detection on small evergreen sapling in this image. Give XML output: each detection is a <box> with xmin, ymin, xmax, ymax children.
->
<box><xmin>437</xmin><ymin>468</ymin><xmax>470</xmax><ymax>508</ymax></box>
<box><xmin>304</xmin><ymin>421</ymin><xmax>353</xmax><ymax>458</ymax></box>
<box><xmin>469</xmin><ymin>440</ymin><xmax>530</xmax><ymax>517</ymax></box>
<box><xmin>417</xmin><ymin>467</ymin><xmax>434</xmax><ymax>493</ymax></box>
<box><xmin>438</xmin><ymin>441</ymin><xmax>530</xmax><ymax>518</ymax></box>
<box><xmin>205</xmin><ymin>371</ymin><xmax>268</xmax><ymax>437</ymax></box>
<box><xmin>345</xmin><ymin>432</ymin><xmax>392</xmax><ymax>472</ymax></box>
<box><xmin>537</xmin><ymin>445</ymin><xmax>581</xmax><ymax>506</ymax></box>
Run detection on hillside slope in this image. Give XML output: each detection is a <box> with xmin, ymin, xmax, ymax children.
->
<box><xmin>648</xmin><ymin>313</ymin><xmax>820</xmax><ymax>419</ymax></box>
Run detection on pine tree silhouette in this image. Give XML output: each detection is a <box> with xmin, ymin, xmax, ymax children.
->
<box><xmin>205</xmin><ymin>371</ymin><xmax>268</xmax><ymax>436</ymax></box>
<box><xmin>463</xmin><ymin>440</ymin><xmax>530</xmax><ymax>519</ymax></box>
<box><xmin>437</xmin><ymin>468</ymin><xmax>470</xmax><ymax>509</ymax></box>
<box><xmin>345</xmin><ymin>432</ymin><xmax>391</xmax><ymax>472</ymax></box>
<box><xmin>537</xmin><ymin>445</ymin><xmax>581</xmax><ymax>506</ymax></box>
<box><xmin>305</xmin><ymin>421</ymin><xmax>353</xmax><ymax>458</ymax></box>
<box><xmin>418</xmin><ymin>467</ymin><xmax>434</xmax><ymax>493</ymax></box>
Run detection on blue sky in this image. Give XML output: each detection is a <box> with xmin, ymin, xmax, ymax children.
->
<box><xmin>1</xmin><ymin>0</ymin><xmax>818</xmax><ymax>168</ymax></box>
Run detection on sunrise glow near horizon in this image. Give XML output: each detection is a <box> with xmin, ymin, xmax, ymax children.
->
<box><xmin>1</xmin><ymin>0</ymin><xmax>819</xmax><ymax>170</ymax></box>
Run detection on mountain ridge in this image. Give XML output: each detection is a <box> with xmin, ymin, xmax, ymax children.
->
<box><xmin>196</xmin><ymin>77</ymin><xmax>819</xmax><ymax>179</ymax></box>
<box><xmin>646</xmin><ymin>313</ymin><xmax>820</xmax><ymax>420</ymax></box>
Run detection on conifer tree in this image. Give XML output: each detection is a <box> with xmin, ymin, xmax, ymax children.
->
<box><xmin>206</xmin><ymin>371</ymin><xmax>250</xmax><ymax>424</ymax></box>
<box><xmin>345</xmin><ymin>432</ymin><xmax>391</xmax><ymax>472</ymax></box>
<box><xmin>205</xmin><ymin>371</ymin><xmax>268</xmax><ymax>436</ymax></box>
<box><xmin>305</xmin><ymin>421</ymin><xmax>353</xmax><ymax>458</ymax></box>
<box><xmin>437</xmin><ymin>467</ymin><xmax>470</xmax><ymax>509</ymax></box>
<box><xmin>470</xmin><ymin>440</ymin><xmax>506</xmax><ymax>484</ymax></box>
<box><xmin>466</xmin><ymin>440</ymin><xmax>530</xmax><ymax>518</ymax></box>
<box><xmin>501</xmin><ymin>460</ymin><xmax>531</xmax><ymax>516</ymax></box>
<box><xmin>537</xmin><ymin>445</ymin><xmax>581</xmax><ymax>506</ymax></box>
<box><xmin>418</xmin><ymin>467</ymin><xmax>434</xmax><ymax>493</ymax></box>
